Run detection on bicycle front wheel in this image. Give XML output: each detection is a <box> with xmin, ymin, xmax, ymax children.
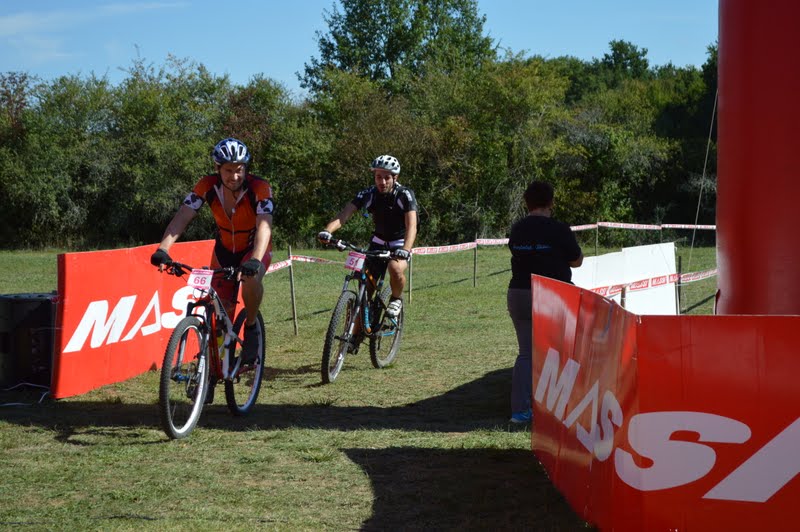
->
<box><xmin>370</xmin><ymin>291</ymin><xmax>403</xmax><ymax>368</ymax></box>
<box><xmin>159</xmin><ymin>316</ymin><xmax>209</xmax><ymax>439</ymax></box>
<box><xmin>224</xmin><ymin>310</ymin><xmax>265</xmax><ymax>415</ymax></box>
<box><xmin>321</xmin><ymin>290</ymin><xmax>357</xmax><ymax>383</ymax></box>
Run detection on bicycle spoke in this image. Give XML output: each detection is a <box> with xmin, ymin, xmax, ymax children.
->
<box><xmin>159</xmin><ymin>317</ymin><xmax>209</xmax><ymax>439</ymax></box>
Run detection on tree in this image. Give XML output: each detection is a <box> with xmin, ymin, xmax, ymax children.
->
<box><xmin>0</xmin><ymin>72</ymin><xmax>30</xmax><ymax>147</ymax></box>
<box><xmin>300</xmin><ymin>0</ymin><xmax>495</xmax><ymax>93</ymax></box>
<box><xmin>601</xmin><ymin>39</ymin><xmax>650</xmax><ymax>79</ymax></box>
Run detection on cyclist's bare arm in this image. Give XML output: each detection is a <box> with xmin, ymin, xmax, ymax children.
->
<box><xmin>249</xmin><ymin>213</ymin><xmax>273</xmax><ymax>263</ymax></box>
<box><xmin>158</xmin><ymin>205</ymin><xmax>197</xmax><ymax>252</ymax></box>
<box><xmin>324</xmin><ymin>202</ymin><xmax>358</xmax><ymax>233</ymax></box>
<box><xmin>403</xmin><ymin>210</ymin><xmax>418</xmax><ymax>252</ymax></box>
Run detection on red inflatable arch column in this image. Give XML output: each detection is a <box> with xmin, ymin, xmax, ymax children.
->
<box><xmin>716</xmin><ymin>0</ymin><xmax>800</xmax><ymax>315</ymax></box>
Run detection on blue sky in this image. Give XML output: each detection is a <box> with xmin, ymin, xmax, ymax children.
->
<box><xmin>0</xmin><ymin>1</ymin><xmax>717</xmax><ymax>98</ymax></box>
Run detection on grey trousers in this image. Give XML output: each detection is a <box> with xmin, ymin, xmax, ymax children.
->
<box><xmin>508</xmin><ymin>288</ymin><xmax>533</xmax><ymax>414</ymax></box>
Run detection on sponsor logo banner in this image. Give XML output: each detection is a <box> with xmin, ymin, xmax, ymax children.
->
<box><xmin>54</xmin><ymin>241</ymin><xmax>215</xmax><ymax>398</ymax></box>
<box><xmin>530</xmin><ymin>275</ymin><xmax>799</xmax><ymax>531</ymax></box>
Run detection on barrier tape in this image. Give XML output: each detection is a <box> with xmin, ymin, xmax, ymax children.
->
<box><xmin>571</xmin><ymin>224</ymin><xmax>599</xmax><ymax>232</ymax></box>
<box><xmin>476</xmin><ymin>238</ymin><xmax>509</xmax><ymax>246</ymax></box>
<box><xmin>589</xmin><ymin>268</ymin><xmax>718</xmax><ymax>296</ymax></box>
<box><xmin>264</xmin><ymin>254</ymin><xmax>343</xmax><ymax>275</ymax></box>
<box><xmin>679</xmin><ymin>268</ymin><xmax>718</xmax><ymax>283</ymax></box>
<box><xmin>473</xmin><ymin>222</ymin><xmax>715</xmax><ymax>247</ymax></box>
<box><xmin>662</xmin><ymin>223</ymin><xmax>717</xmax><ymax>230</ymax></box>
<box><xmin>290</xmin><ymin>254</ymin><xmax>341</xmax><ymax>265</ymax></box>
<box><xmin>412</xmin><ymin>242</ymin><xmax>477</xmax><ymax>255</ymax></box>
<box><xmin>264</xmin><ymin>221</ymin><xmax>718</xmax><ymax>269</ymax></box>
<box><xmin>598</xmin><ymin>221</ymin><xmax>662</xmax><ymax>230</ymax></box>
<box><xmin>266</xmin><ymin>259</ymin><xmax>292</xmax><ymax>273</ymax></box>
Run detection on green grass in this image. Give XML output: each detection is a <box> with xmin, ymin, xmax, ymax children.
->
<box><xmin>0</xmin><ymin>243</ymin><xmax>717</xmax><ymax>530</ymax></box>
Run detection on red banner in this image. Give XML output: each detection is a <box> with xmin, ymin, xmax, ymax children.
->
<box><xmin>53</xmin><ymin>241</ymin><xmax>215</xmax><ymax>398</ymax></box>
<box><xmin>531</xmin><ymin>275</ymin><xmax>799</xmax><ymax>531</ymax></box>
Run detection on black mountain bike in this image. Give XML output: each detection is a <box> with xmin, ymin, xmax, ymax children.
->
<box><xmin>321</xmin><ymin>239</ymin><xmax>404</xmax><ymax>383</ymax></box>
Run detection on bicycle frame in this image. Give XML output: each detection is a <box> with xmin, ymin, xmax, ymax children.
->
<box><xmin>340</xmin><ymin>268</ymin><xmax>384</xmax><ymax>337</ymax></box>
<box><xmin>168</xmin><ymin>263</ymin><xmax>245</xmax><ymax>381</ymax></box>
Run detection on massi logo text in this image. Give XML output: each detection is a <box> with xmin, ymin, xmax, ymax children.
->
<box><xmin>536</xmin><ymin>347</ymin><xmax>799</xmax><ymax>503</ymax></box>
<box><xmin>64</xmin><ymin>287</ymin><xmax>197</xmax><ymax>352</ymax></box>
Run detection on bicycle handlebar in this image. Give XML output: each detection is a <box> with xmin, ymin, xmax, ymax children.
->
<box><xmin>329</xmin><ymin>239</ymin><xmax>392</xmax><ymax>260</ymax></box>
<box><xmin>160</xmin><ymin>260</ymin><xmax>250</xmax><ymax>280</ymax></box>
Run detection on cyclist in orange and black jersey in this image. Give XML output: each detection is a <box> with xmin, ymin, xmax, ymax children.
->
<box><xmin>150</xmin><ymin>138</ymin><xmax>274</xmax><ymax>363</ymax></box>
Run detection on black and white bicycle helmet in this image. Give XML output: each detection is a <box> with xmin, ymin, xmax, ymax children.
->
<box><xmin>370</xmin><ymin>154</ymin><xmax>400</xmax><ymax>175</ymax></box>
<box><xmin>212</xmin><ymin>137</ymin><xmax>251</xmax><ymax>166</ymax></box>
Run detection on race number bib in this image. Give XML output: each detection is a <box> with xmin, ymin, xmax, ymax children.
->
<box><xmin>187</xmin><ymin>269</ymin><xmax>214</xmax><ymax>290</ymax></box>
<box><xmin>344</xmin><ymin>252</ymin><xmax>366</xmax><ymax>272</ymax></box>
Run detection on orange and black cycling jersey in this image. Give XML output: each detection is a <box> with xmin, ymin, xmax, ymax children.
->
<box><xmin>182</xmin><ymin>174</ymin><xmax>275</xmax><ymax>253</ymax></box>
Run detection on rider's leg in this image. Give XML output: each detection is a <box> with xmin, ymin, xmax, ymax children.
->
<box><xmin>240</xmin><ymin>251</ymin><xmax>271</xmax><ymax>325</ymax></box>
<box><xmin>387</xmin><ymin>259</ymin><xmax>408</xmax><ymax>299</ymax></box>
<box><xmin>210</xmin><ymin>249</ymin><xmax>237</xmax><ymax>319</ymax></box>
<box><xmin>239</xmin><ymin>252</ymin><xmax>270</xmax><ymax>363</ymax></box>
<box><xmin>240</xmin><ymin>272</ymin><xmax>265</xmax><ymax>326</ymax></box>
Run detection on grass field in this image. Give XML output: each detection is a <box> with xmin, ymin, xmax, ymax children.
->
<box><xmin>0</xmin><ymin>243</ymin><xmax>716</xmax><ymax>530</ymax></box>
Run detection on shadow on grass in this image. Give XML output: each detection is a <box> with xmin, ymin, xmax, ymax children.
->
<box><xmin>0</xmin><ymin>368</ymin><xmax>513</xmax><ymax>436</ymax></box>
<box><xmin>345</xmin><ymin>446</ymin><xmax>591</xmax><ymax>531</ymax></box>
<box><xmin>0</xmin><ymin>370</ymin><xmax>593</xmax><ymax>530</ymax></box>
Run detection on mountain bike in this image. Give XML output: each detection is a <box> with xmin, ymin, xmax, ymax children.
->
<box><xmin>156</xmin><ymin>260</ymin><xmax>265</xmax><ymax>439</ymax></box>
<box><xmin>321</xmin><ymin>239</ymin><xmax>404</xmax><ymax>383</ymax></box>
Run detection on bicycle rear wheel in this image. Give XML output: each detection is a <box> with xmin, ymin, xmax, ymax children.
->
<box><xmin>321</xmin><ymin>290</ymin><xmax>357</xmax><ymax>383</ymax></box>
<box><xmin>224</xmin><ymin>310</ymin><xmax>265</xmax><ymax>415</ymax></box>
<box><xmin>370</xmin><ymin>288</ymin><xmax>403</xmax><ymax>368</ymax></box>
<box><xmin>159</xmin><ymin>316</ymin><xmax>209</xmax><ymax>439</ymax></box>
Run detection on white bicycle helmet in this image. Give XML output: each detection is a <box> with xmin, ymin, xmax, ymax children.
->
<box><xmin>370</xmin><ymin>154</ymin><xmax>400</xmax><ymax>175</ymax></box>
<box><xmin>212</xmin><ymin>137</ymin><xmax>251</xmax><ymax>165</ymax></box>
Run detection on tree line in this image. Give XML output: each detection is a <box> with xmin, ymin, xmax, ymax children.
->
<box><xmin>0</xmin><ymin>0</ymin><xmax>717</xmax><ymax>250</ymax></box>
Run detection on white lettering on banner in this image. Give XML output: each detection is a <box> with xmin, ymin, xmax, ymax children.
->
<box><xmin>537</xmin><ymin>348</ymin><xmax>622</xmax><ymax>461</ymax></box>
<box><xmin>534</xmin><ymin>348</ymin><xmax>580</xmax><ymax>419</ymax></box>
<box><xmin>536</xmin><ymin>349</ymin><xmax>800</xmax><ymax>502</ymax></box>
<box><xmin>121</xmin><ymin>291</ymin><xmax>161</xmax><ymax>341</ymax></box>
<box><xmin>64</xmin><ymin>288</ymin><xmax>195</xmax><ymax>353</ymax></box>
<box><xmin>615</xmin><ymin>412</ymin><xmax>751</xmax><ymax>491</ymax></box>
<box><xmin>161</xmin><ymin>286</ymin><xmax>195</xmax><ymax>329</ymax></box>
<box><xmin>64</xmin><ymin>296</ymin><xmax>137</xmax><ymax>352</ymax></box>
<box><xmin>562</xmin><ymin>385</ymin><xmax>623</xmax><ymax>462</ymax></box>
<box><xmin>703</xmin><ymin>416</ymin><xmax>800</xmax><ymax>502</ymax></box>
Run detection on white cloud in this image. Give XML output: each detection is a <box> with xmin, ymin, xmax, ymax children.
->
<box><xmin>0</xmin><ymin>3</ymin><xmax>188</xmax><ymax>67</ymax></box>
<box><xmin>0</xmin><ymin>11</ymin><xmax>87</xmax><ymax>38</ymax></box>
<box><xmin>100</xmin><ymin>3</ymin><xmax>189</xmax><ymax>16</ymax></box>
<box><xmin>0</xmin><ymin>3</ymin><xmax>188</xmax><ymax>38</ymax></box>
<box><xmin>7</xmin><ymin>35</ymin><xmax>77</xmax><ymax>64</ymax></box>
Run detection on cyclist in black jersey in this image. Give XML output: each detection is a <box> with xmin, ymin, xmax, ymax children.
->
<box><xmin>318</xmin><ymin>155</ymin><xmax>418</xmax><ymax>318</ymax></box>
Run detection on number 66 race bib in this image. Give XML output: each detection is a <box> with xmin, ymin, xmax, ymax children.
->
<box><xmin>344</xmin><ymin>252</ymin><xmax>366</xmax><ymax>272</ymax></box>
<box><xmin>187</xmin><ymin>269</ymin><xmax>214</xmax><ymax>290</ymax></box>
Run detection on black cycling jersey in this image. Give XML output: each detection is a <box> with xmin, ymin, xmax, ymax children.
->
<box><xmin>351</xmin><ymin>183</ymin><xmax>418</xmax><ymax>241</ymax></box>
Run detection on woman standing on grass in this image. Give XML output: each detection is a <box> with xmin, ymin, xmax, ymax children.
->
<box><xmin>507</xmin><ymin>181</ymin><xmax>583</xmax><ymax>424</ymax></box>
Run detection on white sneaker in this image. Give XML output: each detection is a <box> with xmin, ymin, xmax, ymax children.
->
<box><xmin>386</xmin><ymin>298</ymin><xmax>402</xmax><ymax>318</ymax></box>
